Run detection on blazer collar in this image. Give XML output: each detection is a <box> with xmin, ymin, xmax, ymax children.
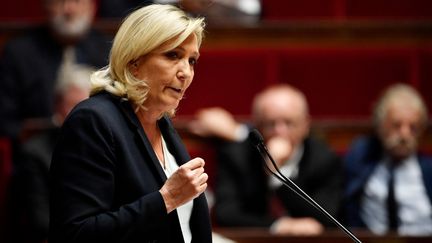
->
<box><xmin>114</xmin><ymin>95</ymin><xmax>191</xmax><ymax>183</ymax></box>
<box><xmin>105</xmin><ymin>95</ymin><xmax>166</xmax><ymax>183</ymax></box>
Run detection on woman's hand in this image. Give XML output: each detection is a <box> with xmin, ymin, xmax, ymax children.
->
<box><xmin>159</xmin><ymin>157</ymin><xmax>208</xmax><ymax>213</ymax></box>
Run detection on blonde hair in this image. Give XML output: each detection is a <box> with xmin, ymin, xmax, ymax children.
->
<box><xmin>373</xmin><ymin>83</ymin><xmax>429</xmax><ymax>129</ymax></box>
<box><xmin>90</xmin><ymin>4</ymin><xmax>205</xmax><ymax>113</ymax></box>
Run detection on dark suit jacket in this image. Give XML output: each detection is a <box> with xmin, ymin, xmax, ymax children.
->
<box><xmin>343</xmin><ymin>135</ymin><xmax>432</xmax><ymax>228</ymax></box>
<box><xmin>0</xmin><ymin>25</ymin><xmax>110</xmax><ymax>139</ymax></box>
<box><xmin>49</xmin><ymin>92</ymin><xmax>212</xmax><ymax>243</ymax></box>
<box><xmin>214</xmin><ymin>135</ymin><xmax>343</xmax><ymax>227</ymax></box>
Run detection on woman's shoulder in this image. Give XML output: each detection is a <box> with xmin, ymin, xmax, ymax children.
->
<box><xmin>76</xmin><ymin>91</ymin><xmax>123</xmax><ymax>112</ymax></box>
<box><xmin>65</xmin><ymin>92</ymin><xmax>127</xmax><ymax>126</ymax></box>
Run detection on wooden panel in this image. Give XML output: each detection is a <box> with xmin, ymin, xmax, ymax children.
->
<box><xmin>215</xmin><ymin>228</ymin><xmax>432</xmax><ymax>243</ymax></box>
<box><xmin>419</xmin><ymin>48</ymin><xmax>432</xmax><ymax>115</ymax></box>
<box><xmin>0</xmin><ymin>21</ymin><xmax>430</xmax><ymax>118</ymax></box>
<box><xmin>261</xmin><ymin>0</ymin><xmax>432</xmax><ymax>21</ymax></box>
<box><xmin>346</xmin><ymin>0</ymin><xmax>432</xmax><ymax>19</ymax></box>
<box><xmin>261</xmin><ymin>0</ymin><xmax>342</xmax><ymax>20</ymax></box>
<box><xmin>177</xmin><ymin>49</ymin><xmax>272</xmax><ymax>117</ymax></box>
<box><xmin>178</xmin><ymin>46</ymin><xmax>427</xmax><ymax>118</ymax></box>
<box><xmin>277</xmin><ymin>47</ymin><xmax>416</xmax><ymax>118</ymax></box>
<box><xmin>0</xmin><ymin>1</ymin><xmax>44</xmax><ymax>21</ymax></box>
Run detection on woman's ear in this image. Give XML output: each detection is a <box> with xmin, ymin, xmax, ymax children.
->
<box><xmin>129</xmin><ymin>61</ymin><xmax>139</xmax><ymax>77</ymax></box>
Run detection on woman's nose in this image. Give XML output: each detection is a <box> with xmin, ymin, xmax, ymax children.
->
<box><xmin>177</xmin><ymin>60</ymin><xmax>192</xmax><ymax>80</ymax></box>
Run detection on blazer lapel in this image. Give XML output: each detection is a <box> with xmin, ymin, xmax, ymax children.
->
<box><xmin>116</xmin><ymin>99</ymin><xmax>190</xmax><ymax>183</ymax></box>
<box><xmin>158</xmin><ymin>115</ymin><xmax>191</xmax><ymax>165</ymax></box>
<box><xmin>136</xmin><ymin>125</ymin><xmax>168</xmax><ymax>183</ymax></box>
<box><xmin>159</xmin><ymin>115</ymin><xmax>212</xmax><ymax>239</ymax></box>
<box><xmin>117</xmin><ymin>98</ymin><xmax>167</xmax><ymax>184</ymax></box>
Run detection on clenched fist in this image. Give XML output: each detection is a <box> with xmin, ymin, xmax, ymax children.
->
<box><xmin>159</xmin><ymin>157</ymin><xmax>208</xmax><ymax>213</ymax></box>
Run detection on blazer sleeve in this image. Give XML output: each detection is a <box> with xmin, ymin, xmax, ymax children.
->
<box><xmin>49</xmin><ymin>107</ymin><xmax>168</xmax><ymax>243</ymax></box>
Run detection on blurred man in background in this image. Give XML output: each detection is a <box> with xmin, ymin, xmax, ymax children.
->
<box><xmin>344</xmin><ymin>83</ymin><xmax>432</xmax><ymax>236</ymax></box>
<box><xmin>0</xmin><ymin>0</ymin><xmax>110</xmax><ymax>142</ymax></box>
<box><xmin>190</xmin><ymin>84</ymin><xmax>343</xmax><ymax>235</ymax></box>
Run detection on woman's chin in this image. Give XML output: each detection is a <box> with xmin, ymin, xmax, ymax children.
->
<box><xmin>165</xmin><ymin>100</ymin><xmax>181</xmax><ymax>111</ymax></box>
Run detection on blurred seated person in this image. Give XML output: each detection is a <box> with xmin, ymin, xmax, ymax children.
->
<box><xmin>7</xmin><ymin>64</ymin><xmax>93</xmax><ymax>243</ymax></box>
<box><xmin>0</xmin><ymin>0</ymin><xmax>110</xmax><ymax>141</ymax></box>
<box><xmin>189</xmin><ymin>84</ymin><xmax>343</xmax><ymax>235</ymax></box>
<box><xmin>99</xmin><ymin>0</ymin><xmax>261</xmax><ymax>25</ymax></box>
<box><xmin>344</xmin><ymin>83</ymin><xmax>432</xmax><ymax>236</ymax></box>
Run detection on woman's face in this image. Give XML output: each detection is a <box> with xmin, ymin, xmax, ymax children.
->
<box><xmin>132</xmin><ymin>34</ymin><xmax>200</xmax><ymax>114</ymax></box>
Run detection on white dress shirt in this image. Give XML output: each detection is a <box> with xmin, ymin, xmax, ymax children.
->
<box><xmin>161</xmin><ymin>137</ymin><xmax>193</xmax><ymax>243</ymax></box>
<box><xmin>360</xmin><ymin>155</ymin><xmax>432</xmax><ymax>236</ymax></box>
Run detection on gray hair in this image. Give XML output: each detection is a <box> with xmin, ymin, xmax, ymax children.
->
<box><xmin>55</xmin><ymin>63</ymin><xmax>94</xmax><ymax>97</ymax></box>
<box><xmin>373</xmin><ymin>83</ymin><xmax>429</xmax><ymax>128</ymax></box>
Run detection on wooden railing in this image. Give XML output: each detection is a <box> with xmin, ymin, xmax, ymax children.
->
<box><xmin>214</xmin><ymin>227</ymin><xmax>432</xmax><ymax>243</ymax></box>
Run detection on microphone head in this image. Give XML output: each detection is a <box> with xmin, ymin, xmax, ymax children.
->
<box><xmin>249</xmin><ymin>129</ymin><xmax>265</xmax><ymax>146</ymax></box>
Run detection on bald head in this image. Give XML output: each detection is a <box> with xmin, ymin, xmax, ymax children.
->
<box><xmin>252</xmin><ymin>84</ymin><xmax>310</xmax><ymax>149</ymax></box>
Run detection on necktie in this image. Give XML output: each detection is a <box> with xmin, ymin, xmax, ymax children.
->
<box><xmin>387</xmin><ymin>164</ymin><xmax>398</xmax><ymax>231</ymax></box>
<box><xmin>269</xmin><ymin>190</ymin><xmax>286</xmax><ymax>219</ymax></box>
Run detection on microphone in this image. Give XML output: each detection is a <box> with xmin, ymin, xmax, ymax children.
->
<box><xmin>249</xmin><ymin>129</ymin><xmax>362</xmax><ymax>243</ymax></box>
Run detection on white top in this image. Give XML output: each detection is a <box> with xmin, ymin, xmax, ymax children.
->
<box><xmin>161</xmin><ymin>136</ymin><xmax>193</xmax><ymax>243</ymax></box>
<box><xmin>360</xmin><ymin>155</ymin><xmax>432</xmax><ymax>236</ymax></box>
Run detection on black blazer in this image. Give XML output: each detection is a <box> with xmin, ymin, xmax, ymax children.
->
<box><xmin>49</xmin><ymin>92</ymin><xmax>212</xmax><ymax>243</ymax></box>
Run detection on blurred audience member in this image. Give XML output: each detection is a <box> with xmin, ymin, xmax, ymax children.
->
<box><xmin>0</xmin><ymin>0</ymin><xmax>110</xmax><ymax>141</ymax></box>
<box><xmin>190</xmin><ymin>84</ymin><xmax>342</xmax><ymax>235</ymax></box>
<box><xmin>7</xmin><ymin>64</ymin><xmax>94</xmax><ymax>243</ymax></box>
<box><xmin>344</xmin><ymin>83</ymin><xmax>432</xmax><ymax>236</ymax></box>
<box><xmin>99</xmin><ymin>0</ymin><xmax>261</xmax><ymax>25</ymax></box>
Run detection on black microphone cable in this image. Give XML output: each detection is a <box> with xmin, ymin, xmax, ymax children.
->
<box><xmin>249</xmin><ymin>129</ymin><xmax>362</xmax><ymax>243</ymax></box>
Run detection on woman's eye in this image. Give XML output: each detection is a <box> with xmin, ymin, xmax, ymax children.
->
<box><xmin>189</xmin><ymin>58</ymin><xmax>197</xmax><ymax>66</ymax></box>
<box><xmin>165</xmin><ymin>51</ymin><xmax>178</xmax><ymax>59</ymax></box>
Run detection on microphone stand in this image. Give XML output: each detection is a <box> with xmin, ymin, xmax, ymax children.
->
<box><xmin>251</xmin><ymin>129</ymin><xmax>362</xmax><ymax>243</ymax></box>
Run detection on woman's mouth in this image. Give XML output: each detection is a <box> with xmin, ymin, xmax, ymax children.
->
<box><xmin>167</xmin><ymin>87</ymin><xmax>183</xmax><ymax>96</ymax></box>
<box><xmin>171</xmin><ymin>87</ymin><xmax>182</xmax><ymax>93</ymax></box>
